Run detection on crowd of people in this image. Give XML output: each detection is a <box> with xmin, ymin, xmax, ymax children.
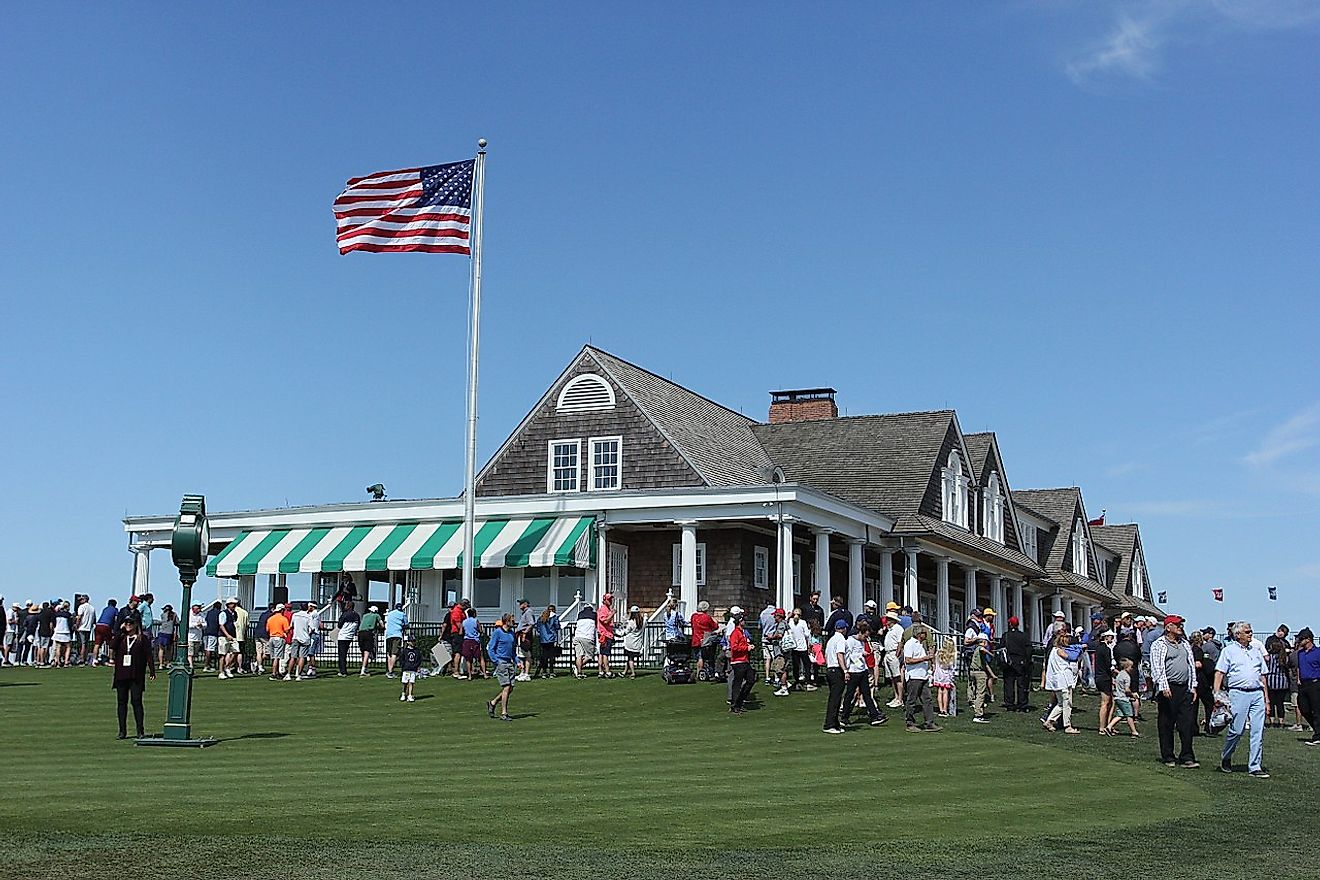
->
<box><xmin>2</xmin><ymin>589</ymin><xmax>1315</xmax><ymax>771</ymax></box>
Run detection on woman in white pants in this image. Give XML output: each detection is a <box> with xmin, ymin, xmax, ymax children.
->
<box><xmin>1043</xmin><ymin>631</ymin><xmax>1081</xmax><ymax>734</ymax></box>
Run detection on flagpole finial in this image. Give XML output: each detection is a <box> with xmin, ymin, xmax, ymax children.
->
<box><xmin>478</xmin><ymin>138</ymin><xmax>487</xmax><ymax>151</ymax></box>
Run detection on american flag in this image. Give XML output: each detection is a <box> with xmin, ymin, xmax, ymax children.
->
<box><xmin>334</xmin><ymin>160</ymin><xmax>474</xmax><ymax>254</ymax></box>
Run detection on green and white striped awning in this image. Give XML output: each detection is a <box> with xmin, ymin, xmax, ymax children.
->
<box><xmin>205</xmin><ymin>516</ymin><xmax>596</xmax><ymax>578</ymax></box>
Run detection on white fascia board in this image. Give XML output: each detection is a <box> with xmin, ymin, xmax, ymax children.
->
<box><xmin>124</xmin><ymin>483</ymin><xmax>894</xmax><ymax>548</ymax></box>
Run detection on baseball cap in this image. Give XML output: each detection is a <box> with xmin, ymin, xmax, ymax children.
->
<box><xmin>1164</xmin><ymin>614</ymin><xmax>1185</xmax><ymax>627</ymax></box>
<box><xmin>517</xmin><ymin>597</ymin><xmax>529</xmax><ymax>604</ymax></box>
<box><xmin>603</xmin><ymin>592</ymin><xmax>614</xmax><ymax>600</ymax></box>
<box><xmin>274</xmin><ymin>603</ymin><xmax>284</xmax><ymax>611</ymax></box>
<box><xmin>1091</xmin><ymin>612</ymin><xmax>1104</xmax><ymax>620</ymax></box>
<box><xmin>865</xmin><ymin>600</ymin><xmax>877</xmax><ymax>608</ymax></box>
<box><xmin>729</xmin><ymin>605</ymin><xmax>744</xmax><ymax>616</ymax></box>
<box><xmin>369</xmin><ymin>605</ymin><xmax>379</xmax><ymax>612</ymax></box>
<box><xmin>977</xmin><ymin>632</ymin><xmax>989</xmax><ymax>642</ymax></box>
<box><xmin>226</xmin><ymin>597</ymin><xmax>238</xmax><ymax>605</ymax></box>
<box><xmin>629</xmin><ymin>605</ymin><xmax>640</xmax><ymax>613</ymax></box>
<box><xmin>834</xmin><ymin>619</ymin><xmax>850</xmax><ymax>630</ymax></box>
<box><xmin>773</xmin><ymin>607</ymin><xmax>786</xmax><ymax>617</ymax></box>
<box><xmin>1007</xmin><ymin>615</ymin><xmax>1019</xmax><ymax>626</ymax></box>
<box><xmin>1053</xmin><ymin>610</ymin><xmax>1065</xmax><ymax>618</ymax></box>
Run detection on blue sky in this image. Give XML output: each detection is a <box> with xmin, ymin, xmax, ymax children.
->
<box><xmin>2</xmin><ymin>2</ymin><xmax>1317</xmax><ymax>630</ymax></box>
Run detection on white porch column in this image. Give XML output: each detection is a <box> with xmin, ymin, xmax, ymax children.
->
<box><xmin>1029</xmin><ymin>591</ymin><xmax>1042</xmax><ymax>642</ymax></box>
<box><xmin>1011</xmin><ymin>579</ymin><xmax>1023</xmax><ymax>620</ymax></box>
<box><xmin>846</xmin><ymin>538</ymin><xmax>864</xmax><ymax>614</ymax></box>
<box><xmin>1051</xmin><ymin>593</ymin><xmax>1063</xmax><ymax>616</ymax></box>
<box><xmin>130</xmin><ymin>545</ymin><xmax>150</xmax><ymax>597</ymax></box>
<box><xmin>964</xmin><ymin>566</ymin><xmax>978</xmax><ymax>620</ymax></box>
<box><xmin>596</xmin><ymin>523</ymin><xmax>609</xmax><ymax>603</ymax></box>
<box><xmin>813</xmin><ymin>528</ymin><xmax>833</xmax><ymax>606</ymax></box>
<box><xmin>903</xmin><ymin>548</ymin><xmax>919</xmax><ymax>610</ymax></box>
<box><xmin>777</xmin><ymin>517</ymin><xmax>795</xmax><ymax>611</ymax></box>
<box><xmin>678</xmin><ymin>521</ymin><xmax>698</xmax><ymax>614</ymax></box>
<box><xmin>935</xmin><ymin>557</ymin><xmax>951</xmax><ymax>634</ymax></box>
<box><xmin>879</xmin><ymin>549</ymin><xmax>895</xmax><ymax>609</ymax></box>
<box><xmin>989</xmin><ymin>574</ymin><xmax>1004</xmax><ymax>619</ymax></box>
<box><xmin>1062</xmin><ymin>596</ymin><xmax>1074</xmax><ymax>628</ymax></box>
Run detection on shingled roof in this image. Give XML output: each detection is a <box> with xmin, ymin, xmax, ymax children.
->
<box><xmin>586</xmin><ymin>347</ymin><xmax>775</xmax><ymax>486</ymax></box>
<box><xmin>892</xmin><ymin>514</ymin><xmax>1045</xmax><ymax>576</ymax></box>
<box><xmin>751</xmin><ymin>411</ymin><xmax>956</xmax><ymax>516</ymax></box>
<box><xmin>1091</xmin><ymin>523</ymin><xmax>1161</xmax><ymax>613</ymax></box>
<box><xmin>1013</xmin><ymin>487</ymin><xmax>1118</xmax><ymax>603</ymax></box>
<box><xmin>963</xmin><ymin>432</ymin><xmax>993</xmax><ymax>483</ymax></box>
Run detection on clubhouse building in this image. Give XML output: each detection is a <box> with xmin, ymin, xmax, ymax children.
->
<box><xmin>122</xmin><ymin>345</ymin><xmax>1162</xmax><ymax>641</ymax></box>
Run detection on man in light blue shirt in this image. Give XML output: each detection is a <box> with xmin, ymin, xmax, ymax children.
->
<box><xmin>384</xmin><ymin>604</ymin><xmax>409</xmax><ymax>679</ymax></box>
<box><xmin>1214</xmin><ymin>621</ymin><xmax>1271</xmax><ymax>777</ymax></box>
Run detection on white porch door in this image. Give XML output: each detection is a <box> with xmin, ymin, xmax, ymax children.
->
<box><xmin>608</xmin><ymin>543</ymin><xmax>629</xmax><ymax>610</ymax></box>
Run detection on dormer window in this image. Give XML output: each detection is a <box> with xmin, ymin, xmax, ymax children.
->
<box><xmin>1072</xmin><ymin>517</ymin><xmax>1089</xmax><ymax>578</ymax></box>
<box><xmin>983</xmin><ymin>473</ymin><xmax>1004</xmax><ymax>544</ymax></box>
<box><xmin>557</xmin><ymin>374</ymin><xmax>615</xmax><ymax>413</ymax></box>
<box><xmin>942</xmin><ymin>453</ymin><xmax>969</xmax><ymax>528</ymax></box>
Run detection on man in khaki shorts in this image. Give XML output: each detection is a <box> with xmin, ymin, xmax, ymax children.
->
<box><xmin>265</xmin><ymin>604</ymin><xmax>289</xmax><ymax>680</ymax></box>
<box><xmin>882</xmin><ymin>610</ymin><xmax>905</xmax><ymax>708</ymax></box>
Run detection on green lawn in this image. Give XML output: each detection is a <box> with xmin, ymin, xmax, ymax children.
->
<box><xmin>0</xmin><ymin>666</ymin><xmax>1310</xmax><ymax>879</ymax></box>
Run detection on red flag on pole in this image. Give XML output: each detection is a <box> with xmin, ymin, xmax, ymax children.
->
<box><xmin>1212</xmin><ymin>588</ymin><xmax>1224</xmax><ymax>602</ymax></box>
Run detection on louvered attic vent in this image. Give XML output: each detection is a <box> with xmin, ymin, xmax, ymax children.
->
<box><xmin>557</xmin><ymin>374</ymin><xmax>615</xmax><ymax>412</ymax></box>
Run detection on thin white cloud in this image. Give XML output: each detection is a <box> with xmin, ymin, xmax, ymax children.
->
<box><xmin>1290</xmin><ymin>561</ymin><xmax>1320</xmax><ymax>579</ymax></box>
<box><xmin>1063</xmin><ymin>0</ymin><xmax>1320</xmax><ymax>86</ymax></box>
<box><xmin>1067</xmin><ymin>12</ymin><xmax>1165</xmax><ymax>84</ymax></box>
<box><xmin>1243</xmin><ymin>404</ymin><xmax>1320</xmax><ymax>467</ymax></box>
<box><xmin>1122</xmin><ymin>499</ymin><xmax>1214</xmax><ymax>516</ymax></box>
<box><xmin>1105</xmin><ymin>461</ymin><xmax>1141</xmax><ymax>477</ymax></box>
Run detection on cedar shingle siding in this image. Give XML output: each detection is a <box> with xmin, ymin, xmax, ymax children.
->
<box><xmin>476</xmin><ymin>358</ymin><xmax>704</xmax><ymax>496</ymax></box>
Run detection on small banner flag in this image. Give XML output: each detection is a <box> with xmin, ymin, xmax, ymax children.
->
<box><xmin>1212</xmin><ymin>588</ymin><xmax>1224</xmax><ymax>603</ymax></box>
<box><xmin>1087</xmin><ymin>509</ymin><xmax>1106</xmax><ymax>526</ymax></box>
<box><xmin>1268</xmin><ymin>585</ymin><xmax>1277</xmax><ymax>601</ymax></box>
<box><xmin>1157</xmin><ymin>591</ymin><xmax>1167</xmax><ymax>604</ymax></box>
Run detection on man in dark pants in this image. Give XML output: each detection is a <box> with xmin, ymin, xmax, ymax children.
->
<box><xmin>1001</xmin><ymin>615</ymin><xmax>1033</xmax><ymax>712</ymax></box>
<box><xmin>1151</xmin><ymin>614</ymin><xmax>1198</xmax><ymax>768</ymax></box>
<box><xmin>822</xmin><ymin>620</ymin><xmax>850</xmax><ymax>733</ymax></box>
<box><xmin>803</xmin><ymin>592</ymin><xmax>825</xmax><ymax>631</ymax></box>
<box><xmin>1294</xmin><ymin>627</ymin><xmax>1319</xmax><ymax>745</ymax></box>
<box><xmin>840</xmin><ymin>621</ymin><xmax>887</xmax><ymax>728</ymax></box>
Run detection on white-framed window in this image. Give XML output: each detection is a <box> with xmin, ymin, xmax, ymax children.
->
<box><xmin>557</xmin><ymin>374</ymin><xmax>615</xmax><ymax>412</ymax></box>
<box><xmin>547</xmin><ymin>439</ymin><xmax>581</xmax><ymax>493</ymax></box>
<box><xmin>587</xmin><ymin>435</ymin><xmax>622</xmax><ymax>491</ymax></box>
<box><xmin>1097</xmin><ymin>556</ymin><xmax>1109</xmax><ymax>586</ymax></box>
<box><xmin>1020</xmin><ymin>521</ymin><xmax>1038</xmax><ymax>562</ymax></box>
<box><xmin>1132</xmin><ymin>549</ymin><xmax>1146</xmax><ymax>599</ymax></box>
<box><xmin>753</xmin><ymin>546</ymin><xmax>770</xmax><ymax>589</ymax></box>
<box><xmin>941</xmin><ymin>452</ymin><xmax>969</xmax><ymax>528</ymax></box>
<box><xmin>983</xmin><ymin>473</ymin><xmax>1004</xmax><ymax>544</ymax></box>
<box><xmin>671</xmin><ymin>543</ymin><xmax>707</xmax><ymax>586</ymax></box>
<box><xmin>792</xmin><ymin>554</ymin><xmax>802</xmax><ymax>592</ymax></box>
<box><xmin>1072</xmin><ymin>518</ymin><xmax>1089</xmax><ymax>578</ymax></box>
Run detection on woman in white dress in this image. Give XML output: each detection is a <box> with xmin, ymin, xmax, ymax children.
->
<box><xmin>1043</xmin><ymin>631</ymin><xmax>1081</xmax><ymax>734</ymax></box>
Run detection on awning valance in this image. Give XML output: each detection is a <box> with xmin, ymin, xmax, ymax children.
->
<box><xmin>205</xmin><ymin>516</ymin><xmax>596</xmax><ymax>578</ymax></box>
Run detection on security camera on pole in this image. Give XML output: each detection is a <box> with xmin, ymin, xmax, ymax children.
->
<box><xmin>138</xmin><ymin>493</ymin><xmax>218</xmax><ymax>748</ymax></box>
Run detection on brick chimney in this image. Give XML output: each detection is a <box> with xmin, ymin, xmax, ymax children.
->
<box><xmin>769</xmin><ymin>388</ymin><xmax>838</xmax><ymax>424</ymax></box>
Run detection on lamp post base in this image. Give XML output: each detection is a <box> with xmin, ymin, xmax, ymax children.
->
<box><xmin>136</xmin><ymin>733</ymin><xmax>219</xmax><ymax>748</ymax></box>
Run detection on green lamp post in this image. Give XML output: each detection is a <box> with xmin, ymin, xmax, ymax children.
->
<box><xmin>138</xmin><ymin>493</ymin><xmax>218</xmax><ymax>748</ymax></box>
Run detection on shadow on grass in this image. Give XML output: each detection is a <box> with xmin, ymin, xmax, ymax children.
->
<box><xmin>219</xmin><ymin>732</ymin><xmax>291</xmax><ymax>742</ymax></box>
<box><xmin>0</xmin><ymin>682</ymin><xmax>40</xmax><ymax>687</ymax></box>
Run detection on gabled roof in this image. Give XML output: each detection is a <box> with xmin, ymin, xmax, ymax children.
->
<box><xmin>1013</xmin><ymin>487</ymin><xmax>1117</xmax><ymax>603</ymax></box>
<box><xmin>585</xmin><ymin>347</ymin><xmax>775</xmax><ymax>486</ymax></box>
<box><xmin>475</xmin><ymin>346</ymin><xmax>775</xmax><ymax>490</ymax></box>
<box><xmin>751</xmin><ymin>410</ymin><xmax>957</xmax><ymax>515</ymax></box>
<box><xmin>962</xmin><ymin>431</ymin><xmax>1026</xmax><ymax>558</ymax></box>
<box><xmin>963</xmin><ymin>433</ymin><xmax>994</xmax><ymax>483</ymax></box>
<box><xmin>1092</xmin><ymin>523</ymin><xmax>1138</xmax><ymax>590</ymax></box>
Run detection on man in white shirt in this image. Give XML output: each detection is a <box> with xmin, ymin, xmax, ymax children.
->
<box><xmin>289</xmin><ymin>603</ymin><xmax>318</xmax><ymax>681</ymax></box>
<box><xmin>840</xmin><ymin>621</ymin><xmax>887</xmax><ymax>728</ymax></box>
<box><xmin>784</xmin><ymin>609</ymin><xmax>812</xmax><ymax>691</ymax></box>
<box><xmin>903</xmin><ymin>622</ymin><xmax>941</xmax><ymax>732</ymax></box>
<box><xmin>882</xmin><ymin>612</ymin><xmax>905</xmax><ymax>708</ymax></box>
<box><xmin>822</xmin><ymin>620</ymin><xmax>850</xmax><ymax>734</ymax></box>
<box><xmin>75</xmin><ymin>597</ymin><xmax>96</xmax><ymax>665</ymax></box>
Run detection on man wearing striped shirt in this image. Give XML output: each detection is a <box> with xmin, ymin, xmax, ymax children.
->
<box><xmin>1150</xmin><ymin>614</ymin><xmax>1198</xmax><ymax>768</ymax></box>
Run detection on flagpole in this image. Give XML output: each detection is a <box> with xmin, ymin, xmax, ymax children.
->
<box><xmin>461</xmin><ymin>138</ymin><xmax>487</xmax><ymax>605</ymax></box>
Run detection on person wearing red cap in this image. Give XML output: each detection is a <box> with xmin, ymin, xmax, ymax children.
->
<box><xmin>1000</xmin><ymin>615</ymin><xmax>1033</xmax><ymax>712</ymax></box>
<box><xmin>1150</xmin><ymin>615</ymin><xmax>1199</xmax><ymax>768</ymax></box>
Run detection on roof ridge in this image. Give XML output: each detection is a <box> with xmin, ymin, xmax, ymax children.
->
<box><xmin>584</xmin><ymin>345</ymin><xmax>758</xmax><ymax>426</ymax></box>
<box><xmin>757</xmin><ymin>409</ymin><xmax>956</xmax><ymax>426</ymax></box>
